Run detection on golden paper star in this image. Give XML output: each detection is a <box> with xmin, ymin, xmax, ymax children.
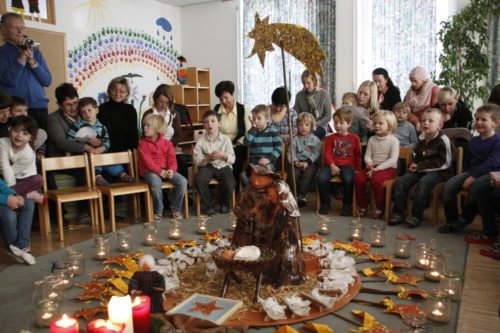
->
<box><xmin>188</xmin><ymin>300</ymin><xmax>225</xmax><ymax>316</ymax></box>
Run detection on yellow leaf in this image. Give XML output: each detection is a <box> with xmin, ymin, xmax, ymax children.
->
<box><xmin>109</xmin><ymin>277</ymin><xmax>129</xmax><ymax>294</ymax></box>
<box><xmin>303</xmin><ymin>322</ymin><xmax>334</xmax><ymax>333</ymax></box>
<box><xmin>123</xmin><ymin>258</ymin><xmax>139</xmax><ymax>272</ymax></box>
<box><xmin>362</xmin><ymin>268</ymin><xmax>378</xmax><ymax>276</ymax></box>
<box><xmin>275</xmin><ymin>325</ymin><xmax>298</xmax><ymax>333</ymax></box>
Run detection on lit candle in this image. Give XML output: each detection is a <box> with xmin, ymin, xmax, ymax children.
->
<box><xmin>48</xmin><ymin>291</ymin><xmax>60</xmax><ymax>302</ymax></box>
<box><xmin>132</xmin><ymin>296</ymin><xmax>151</xmax><ymax>333</ymax></box>
<box><xmin>95</xmin><ymin>250</ymin><xmax>107</xmax><ymax>260</ymax></box>
<box><xmin>50</xmin><ymin>314</ymin><xmax>78</xmax><ymax>333</ymax></box>
<box><xmin>425</xmin><ymin>270</ymin><xmax>441</xmax><ymax>282</ymax></box>
<box><xmin>36</xmin><ymin>300</ymin><xmax>59</xmax><ymax>328</ymax></box>
<box><xmin>429</xmin><ymin>308</ymin><xmax>448</xmax><ymax>323</ymax></box>
<box><xmin>119</xmin><ymin>242</ymin><xmax>130</xmax><ymax>252</ymax></box>
<box><xmin>108</xmin><ymin>295</ymin><xmax>134</xmax><ymax>333</ymax></box>
<box><xmin>87</xmin><ymin>319</ymin><xmax>125</xmax><ymax>333</ymax></box>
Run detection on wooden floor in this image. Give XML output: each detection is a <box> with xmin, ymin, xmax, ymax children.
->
<box><xmin>1</xmin><ymin>216</ymin><xmax>499</xmax><ymax>332</ymax></box>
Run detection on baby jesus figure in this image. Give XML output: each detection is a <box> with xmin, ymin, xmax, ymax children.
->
<box><xmin>129</xmin><ymin>254</ymin><xmax>165</xmax><ymax>313</ymax></box>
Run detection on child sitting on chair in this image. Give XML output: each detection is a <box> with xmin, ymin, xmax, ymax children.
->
<box><xmin>288</xmin><ymin>112</ymin><xmax>321</xmax><ymax>208</ymax></box>
<box><xmin>389</xmin><ymin>108</ymin><xmax>453</xmax><ymax>228</ymax></box>
<box><xmin>0</xmin><ymin>115</ymin><xmax>44</xmax><ymax>204</ymax></box>
<box><xmin>440</xmin><ymin>104</ymin><xmax>500</xmax><ymax>242</ymax></box>
<box><xmin>393</xmin><ymin>102</ymin><xmax>418</xmax><ymax>147</ymax></box>
<box><xmin>241</xmin><ymin>104</ymin><xmax>282</xmax><ymax>187</ymax></box>
<box><xmin>67</xmin><ymin>97</ymin><xmax>136</xmax><ymax>187</ymax></box>
<box><xmin>354</xmin><ymin>111</ymin><xmax>399</xmax><ymax>219</ymax></box>
<box><xmin>317</xmin><ymin>108</ymin><xmax>362</xmax><ymax>216</ymax></box>
<box><xmin>193</xmin><ymin>110</ymin><xmax>235</xmax><ymax>216</ymax></box>
<box><xmin>139</xmin><ymin>114</ymin><xmax>187</xmax><ymax>222</ymax></box>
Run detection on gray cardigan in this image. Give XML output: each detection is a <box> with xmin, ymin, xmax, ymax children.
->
<box><xmin>293</xmin><ymin>89</ymin><xmax>332</xmax><ymax>129</ymax></box>
<box><xmin>46</xmin><ymin>109</ymin><xmax>86</xmax><ymax>157</ymax></box>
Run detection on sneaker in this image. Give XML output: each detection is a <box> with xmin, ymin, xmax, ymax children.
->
<box><xmin>119</xmin><ymin>171</ymin><xmax>136</xmax><ymax>183</ymax></box>
<box><xmin>357</xmin><ymin>207</ymin><xmax>368</xmax><ymax>217</ymax></box>
<box><xmin>479</xmin><ymin>241</ymin><xmax>500</xmax><ymax>257</ymax></box>
<box><xmin>373</xmin><ymin>209</ymin><xmax>383</xmax><ymax>219</ymax></box>
<box><xmin>220</xmin><ymin>205</ymin><xmax>230</xmax><ymax>214</ymax></box>
<box><xmin>464</xmin><ymin>232</ymin><xmax>495</xmax><ymax>244</ymax></box>
<box><xmin>389</xmin><ymin>213</ymin><xmax>405</xmax><ymax>226</ymax></box>
<box><xmin>318</xmin><ymin>205</ymin><xmax>330</xmax><ymax>215</ymax></box>
<box><xmin>154</xmin><ymin>214</ymin><xmax>162</xmax><ymax>223</ymax></box>
<box><xmin>206</xmin><ymin>208</ymin><xmax>216</xmax><ymax>217</ymax></box>
<box><xmin>26</xmin><ymin>191</ymin><xmax>46</xmax><ymax>205</ymax></box>
<box><xmin>9</xmin><ymin>245</ymin><xmax>36</xmax><ymax>265</ymax></box>
<box><xmin>95</xmin><ymin>174</ymin><xmax>109</xmax><ymax>187</ymax></box>
<box><xmin>297</xmin><ymin>197</ymin><xmax>307</xmax><ymax>208</ymax></box>
<box><xmin>405</xmin><ymin>216</ymin><xmax>421</xmax><ymax>228</ymax></box>
<box><xmin>171</xmin><ymin>208</ymin><xmax>183</xmax><ymax>220</ymax></box>
<box><xmin>341</xmin><ymin>206</ymin><xmax>352</xmax><ymax>216</ymax></box>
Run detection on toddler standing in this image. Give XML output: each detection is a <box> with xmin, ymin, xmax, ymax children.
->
<box><xmin>139</xmin><ymin>114</ymin><xmax>187</xmax><ymax>221</ymax></box>
<box><xmin>354</xmin><ymin>111</ymin><xmax>399</xmax><ymax>218</ymax></box>
<box><xmin>288</xmin><ymin>112</ymin><xmax>321</xmax><ymax>208</ymax></box>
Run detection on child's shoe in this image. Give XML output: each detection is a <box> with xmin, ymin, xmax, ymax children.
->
<box><xmin>96</xmin><ymin>174</ymin><xmax>109</xmax><ymax>187</ymax></box>
<box><xmin>479</xmin><ymin>241</ymin><xmax>500</xmax><ymax>257</ymax></box>
<box><xmin>153</xmin><ymin>214</ymin><xmax>162</xmax><ymax>223</ymax></box>
<box><xmin>373</xmin><ymin>209</ymin><xmax>383</xmax><ymax>219</ymax></box>
<box><xmin>464</xmin><ymin>232</ymin><xmax>495</xmax><ymax>244</ymax></box>
<box><xmin>405</xmin><ymin>216</ymin><xmax>421</xmax><ymax>228</ymax></box>
<box><xmin>357</xmin><ymin>207</ymin><xmax>368</xmax><ymax>217</ymax></box>
<box><xmin>10</xmin><ymin>245</ymin><xmax>36</xmax><ymax>265</ymax></box>
<box><xmin>26</xmin><ymin>191</ymin><xmax>46</xmax><ymax>205</ymax></box>
<box><xmin>389</xmin><ymin>213</ymin><xmax>405</xmax><ymax>226</ymax></box>
<box><xmin>341</xmin><ymin>205</ymin><xmax>352</xmax><ymax>216</ymax></box>
<box><xmin>119</xmin><ymin>171</ymin><xmax>136</xmax><ymax>183</ymax></box>
<box><xmin>171</xmin><ymin>208</ymin><xmax>183</xmax><ymax>220</ymax></box>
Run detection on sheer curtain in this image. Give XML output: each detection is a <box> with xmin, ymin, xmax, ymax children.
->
<box><xmin>242</xmin><ymin>0</ymin><xmax>335</xmax><ymax>109</ymax></box>
<box><xmin>372</xmin><ymin>0</ymin><xmax>436</xmax><ymax>95</ymax></box>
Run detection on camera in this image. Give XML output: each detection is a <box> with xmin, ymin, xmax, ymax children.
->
<box><xmin>19</xmin><ymin>36</ymin><xmax>35</xmax><ymax>50</ymax></box>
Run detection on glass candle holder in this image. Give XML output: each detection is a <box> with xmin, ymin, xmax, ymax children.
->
<box><xmin>35</xmin><ymin>299</ymin><xmax>59</xmax><ymax>328</ymax></box>
<box><xmin>143</xmin><ymin>223</ymin><xmax>157</xmax><ymax>246</ymax></box>
<box><xmin>227</xmin><ymin>212</ymin><xmax>237</xmax><ymax>232</ymax></box>
<box><xmin>425</xmin><ymin>288</ymin><xmax>451</xmax><ymax>324</ymax></box>
<box><xmin>117</xmin><ymin>230</ymin><xmax>132</xmax><ymax>253</ymax></box>
<box><xmin>94</xmin><ymin>235</ymin><xmax>110</xmax><ymax>260</ymax></box>
<box><xmin>66</xmin><ymin>251</ymin><xmax>85</xmax><ymax>276</ymax></box>
<box><xmin>424</xmin><ymin>249</ymin><xmax>445</xmax><ymax>282</ymax></box>
<box><xmin>349</xmin><ymin>220</ymin><xmax>364</xmax><ymax>241</ymax></box>
<box><xmin>370</xmin><ymin>223</ymin><xmax>386</xmax><ymax>247</ymax></box>
<box><xmin>42</xmin><ymin>275</ymin><xmax>64</xmax><ymax>303</ymax></box>
<box><xmin>317</xmin><ymin>216</ymin><xmax>334</xmax><ymax>235</ymax></box>
<box><xmin>197</xmin><ymin>216</ymin><xmax>208</xmax><ymax>235</ymax></box>
<box><xmin>394</xmin><ymin>235</ymin><xmax>412</xmax><ymax>258</ymax></box>
<box><xmin>415</xmin><ymin>243</ymin><xmax>429</xmax><ymax>269</ymax></box>
<box><xmin>56</xmin><ymin>268</ymin><xmax>74</xmax><ymax>290</ymax></box>
<box><xmin>168</xmin><ymin>219</ymin><xmax>182</xmax><ymax>240</ymax></box>
<box><xmin>440</xmin><ymin>271</ymin><xmax>462</xmax><ymax>301</ymax></box>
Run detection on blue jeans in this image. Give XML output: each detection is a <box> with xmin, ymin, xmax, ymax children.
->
<box><xmin>0</xmin><ymin>199</ymin><xmax>34</xmax><ymax>250</ymax></box>
<box><xmin>443</xmin><ymin>173</ymin><xmax>490</xmax><ymax>225</ymax></box>
<box><xmin>143</xmin><ymin>171</ymin><xmax>187</xmax><ymax>214</ymax></box>
<box><xmin>468</xmin><ymin>178</ymin><xmax>498</xmax><ymax>236</ymax></box>
<box><xmin>317</xmin><ymin>165</ymin><xmax>355</xmax><ymax>208</ymax></box>
<box><xmin>393</xmin><ymin>171</ymin><xmax>445</xmax><ymax>219</ymax></box>
<box><xmin>95</xmin><ymin>164</ymin><xmax>125</xmax><ymax>177</ymax></box>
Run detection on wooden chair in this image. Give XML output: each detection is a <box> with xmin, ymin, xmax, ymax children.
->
<box><xmin>89</xmin><ymin>150</ymin><xmax>153</xmax><ymax>232</ymax></box>
<box><xmin>383</xmin><ymin>146</ymin><xmax>413</xmax><ymax>221</ymax></box>
<box><xmin>133</xmin><ymin>150</ymin><xmax>189</xmax><ymax>219</ymax></box>
<box><xmin>190</xmin><ymin>166</ymin><xmax>236</xmax><ymax>216</ymax></box>
<box><xmin>39</xmin><ymin>155</ymin><xmax>105</xmax><ymax>241</ymax></box>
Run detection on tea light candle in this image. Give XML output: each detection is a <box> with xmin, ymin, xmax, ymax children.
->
<box><xmin>168</xmin><ymin>220</ymin><xmax>183</xmax><ymax>240</ymax></box>
<box><xmin>87</xmin><ymin>319</ymin><xmax>125</xmax><ymax>333</ymax></box>
<box><xmin>117</xmin><ymin>231</ymin><xmax>131</xmax><ymax>253</ymax></box>
<box><xmin>36</xmin><ymin>300</ymin><xmax>59</xmax><ymax>328</ymax></box>
<box><xmin>394</xmin><ymin>235</ymin><xmax>411</xmax><ymax>258</ymax></box>
<box><xmin>425</xmin><ymin>289</ymin><xmax>451</xmax><ymax>324</ymax></box>
<box><xmin>440</xmin><ymin>271</ymin><xmax>462</xmax><ymax>301</ymax></box>
<box><xmin>108</xmin><ymin>295</ymin><xmax>133</xmax><ymax>333</ymax></box>
<box><xmin>94</xmin><ymin>236</ymin><xmax>110</xmax><ymax>260</ymax></box>
<box><xmin>370</xmin><ymin>224</ymin><xmax>386</xmax><ymax>247</ymax></box>
<box><xmin>143</xmin><ymin>223</ymin><xmax>157</xmax><ymax>246</ymax></box>
<box><xmin>425</xmin><ymin>270</ymin><xmax>441</xmax><ymax>281</ymax></box>
<box><xmin>132</xmin><ymin>296</ymin><xmax>151</xmax><ymax>333</ymax></box>
<box><xmin>428</xmin><ymin>307</ymin><xmax>449</xmax><ymax>324</ymax></box>
<box><xmin>227</xmin><ymin>213</ymin><xmax>237</xmax><ymax>231</ymax></box>
<box><xmin>49</xmin><ymin>314</ymin><xmax>78</xmax><ymax>333</ymax></box>
<box><xmin>349</xmin><ymin>220</ymin><xmax>364</xmax><ymax>241</ymax></box>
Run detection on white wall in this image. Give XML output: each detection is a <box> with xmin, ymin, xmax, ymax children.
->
<box><xmin>23</xmin><ymin>0</ymin><xmax>182</xmax><ymax>109</ymax></box>
<box><xmin>181</xmin><ymin>1</ymin><xmax>240</xmax><ymax>105</ymax></box>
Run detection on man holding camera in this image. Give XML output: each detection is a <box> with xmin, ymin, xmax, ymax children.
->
<box><xmin>0</xmin><ymin>12</ymin><xmax>51</xmax><ymax>130</ymax></box>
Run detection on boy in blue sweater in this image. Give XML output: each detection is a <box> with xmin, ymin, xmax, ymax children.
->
<box><xmin>440</xmin><ymin>104</ymin><xmax>500</xmax><ymax>241</ymax></box>
<box><xmin>241</xmin><ymin>104</ymin><xmax>282</xmax><ymax>186</ymax></box>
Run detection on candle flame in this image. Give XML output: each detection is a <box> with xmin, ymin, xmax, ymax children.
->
<box><xmin>56</xmin><ymin>313</ymin><xmax>76</xmax><ymax>328</ymax></box>
<box><xmin>132</xmin><ymin>296</ymin><xmax>142</xmax><ymax>306</ymax></box>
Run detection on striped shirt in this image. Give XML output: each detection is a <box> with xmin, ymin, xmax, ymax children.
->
<box><xmin>67</xmin><ymin>118</ymin><xmax>110</xmax><ymax>151</ymax></box>
<box><xmin>244</xmin><ymin>125</ymin><xmax>282</xmax><ymax>165</ymax></box>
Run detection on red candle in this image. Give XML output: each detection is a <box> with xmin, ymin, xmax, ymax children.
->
<box><xmin>87</xmin><ymin>319</ymin><xmax>125</xmax><ymax>333</ymax></box>
<box><xmin>132</xmin><ymin>296</ymin><xmax>151</xmax><ymax>333</ymax></box>
<box><xmin>49</xmin><ymin>314</ymin><xmax>79</xmax><ymax>333</ymax></box>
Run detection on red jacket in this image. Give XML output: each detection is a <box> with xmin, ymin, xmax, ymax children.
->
<box><xmin>323</xmin><ymin>133</ymin><xmax>362</xmax><ymax>170</ymax></box>
<box><xmin>138</xmin><ymin>133</ymin><xmax>177</xmax><ymax>177</ymax></box>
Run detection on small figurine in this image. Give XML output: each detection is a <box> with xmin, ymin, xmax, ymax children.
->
<box><xmin>128</xmin><ymin>254</ymin><xmax>165</xmax><ymax>313</ymax></box>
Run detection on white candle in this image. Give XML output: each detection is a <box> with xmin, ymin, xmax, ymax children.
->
<box><xmin>432</xmin><ymin>309</ymin><xmax>443</xmax><ymax>316</ymax></box>
<box><xmin>108</xmin><ymin>295</ymin><xmax>133</xmax><ymax>333</ymax></box>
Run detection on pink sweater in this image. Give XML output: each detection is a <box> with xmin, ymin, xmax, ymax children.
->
<box><xmin>138</xmin><ymin>133</ymin><xmax>177</xmax><ymax>177</ymax></box>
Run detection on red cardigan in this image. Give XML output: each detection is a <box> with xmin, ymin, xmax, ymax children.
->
<box><xmin>138</xmin><ymin>133</ymin><xmax>177</xmax><ymax>177</ymax></box>
<box><xmin>323</xmin><ymin>133</ymin><xmax>362</xmax><ymax>171</ymax></box>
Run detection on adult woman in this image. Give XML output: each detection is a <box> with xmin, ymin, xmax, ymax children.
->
<box><xmin>404</xmin><ymin>66</ymin><xmax>440</xmax><ymax>129</ymax></box>
<box><xmin>141</xmin><ymin>84</ymin><xmax>187</xmax><ymax>179</ymax></box>
<box><xmin>372</xmin><ymin>68</ymin><xmax>401</xmax><ymax>111</ymax></box>
<box><xmin>214</xmin><ymin>80</ymin><xmax>251</xmax><ymax>187</ymax></box>
<box><xmin>293</xmin><ymin>70</ymin><xmax>332</xmax><ymax>139</ymax></box>
<box><xmin>269</xmin><ymin>86</ymin><xmax>297</xmax><ymax>142</ymax></box>
<box><xmin>434</xmin><ymin>87</ymin><xmax>472</xmax><ymax>130</ymax></box>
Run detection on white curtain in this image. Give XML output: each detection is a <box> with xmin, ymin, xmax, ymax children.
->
<box><xmin>372</xmin><ymin>0</ymin><xmax>436</xmax><ymax>94</ymax></box>
<box><xmin>242</xmin><ymin>0</ymin><xmax>335</xmax><ymax>109</ymax></box>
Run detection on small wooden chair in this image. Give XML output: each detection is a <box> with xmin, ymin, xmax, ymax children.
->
<box><xmin>39</xmin><ymin>154</ymin><xmax>105</xmax><ymax>241</ymax></box>
<box><xmin>190</xmin><ymin>166</ymin><xmax>236</xmax><ymax>216</ymax></box>
<box><xmin>89</xmin><ymin>150</ymin><xmax>153</xmax><ymax>232</ymax></box>
<box><xmin>383</xmin><ymin>146</ymin><xmax>413</xmax><ymax>221</ymax></box>
<box><xmin>133</xmin><ymin>150</ymin><xmax>189</xmax><ymax>219</ymax></box>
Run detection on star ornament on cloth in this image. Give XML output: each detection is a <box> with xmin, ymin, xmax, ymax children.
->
<box><xmin>248</xmin><ymin>13</ymin><xmax>327</xmax><ymax>78</ymax></box>
<box><xmin>381</xmin><ymin>297</ymin><xmax>425</xmax><ymax>318</ymax></box>
<box><xmin>382</xmin><ymin>270</ymin><xmax>422</xmax><ymax>287</ymax></box>
<box><xmin>188</xmin><ymin>300</ymin><xmax>225</xmax><ymax>316</ymax></box>
<box><xmin>350</xmin><ymin>310</ymin><xmax>397</xmax><ymax>333</ymax></box>
<box><xmin>73</xmin><ymin>305</ymin><xmax>107</xmax><ymax>321</ymax></box>
<box><xmin>396</xmin><ymin>286</ymin><xmax>429</xmax><ymax>300</ymax></box>
<box><xmin>303</xmin><ymin>322</ymin><xmax>334</xmax><ymax>333</ymax></box>
<box><xmin>366</xmin><ymin>253</ymin><xmax>394</xmax><ymax>262</ymax></box>
<box><xmin>202</xmin><ymin>230</ymin><xmax>222</xmax><ymax>242</ymax></box>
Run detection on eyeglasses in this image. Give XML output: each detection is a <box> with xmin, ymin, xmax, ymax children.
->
<box><xmin>62</xmin><ymin>102</ymin><xmax>78</xmax><ymax>110</ymax></box>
